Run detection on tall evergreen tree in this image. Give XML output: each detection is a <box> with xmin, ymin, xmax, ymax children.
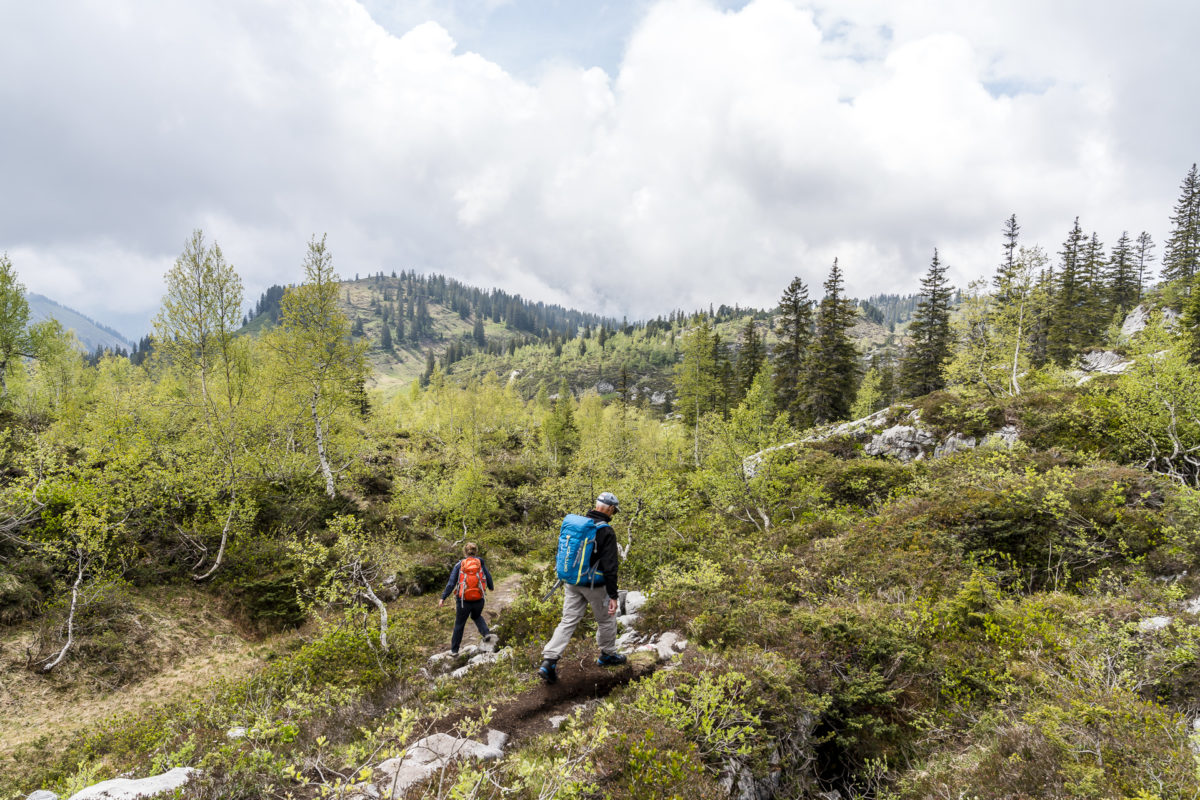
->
<box><xmin>994</xmin><ymin>214</ymin><xmax>1021</xmax><ymax>303</ymax></box>
<box><xmin>735</xmin><ymin>318</ymin><xmax>765</xmax><ymax>402</ymax></box>
<box><xmin>380</xmin><ymin>320</ymin><xmax>393</xmax><ymax>351</ymax></box>
<box><xmin>771</xmin><ymin>277</ymin><xmax>813</xmax><ymax>426</ymax></box>
<box><xmin>472</xmin><ymin>314</ymin><xmax>486</xmax><ymax>347</ymax></box>
<box><xmin>1134</xmin><ymin>232</ymin><xmax>1156</xmax><ymax>302</ymax></box>
<box><xmin>899</xmin><ymin>249</ymin><xmax>954</xmax><ymax>398</ymax></box>
<box><xmin>1048</xmin><ymin>218</ymin><xmax>1086</xmax><ymax>365</ymax></box>
<box><xmin>806</xmin><ymin>260</ymin><xmax>859</xmax><ymax>423</ymax></box>
<box><xmin>1161</xmin><ymin>163</ymin><xmax>1200</xmax><ymax>284</ymax></box>
<box><xmin>1107</xmin><ymin>231</ymin><xmax>1140</xmax><ymax>314</ymax></box>
<box><xmin>1077</xmin><ymin>232</ymin><xmax>1108</xmax><ymax>347</ymax></box>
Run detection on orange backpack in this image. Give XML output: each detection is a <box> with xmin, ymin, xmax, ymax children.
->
<box><xmin>457</xmin><ymin>557</ymin><xmax>486</xmax><ymax>602</ymax></box>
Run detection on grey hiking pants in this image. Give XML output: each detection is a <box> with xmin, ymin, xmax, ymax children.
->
<box><xmin>542</xmin><ymin>583</ymin><xmax>618</xmax><ymax>660</ymax></box>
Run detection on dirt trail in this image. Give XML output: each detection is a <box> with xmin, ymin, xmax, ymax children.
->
<box><xmin>437</xmin><ymin>655</ymin><xmax>656</xmax><ymax>744</ymax></box>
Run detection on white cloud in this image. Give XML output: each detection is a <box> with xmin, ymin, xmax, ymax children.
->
<box><xmin>1</xmin><ymin>0</ymin><xmax>1196</xmax><ymax>334</ymax></box>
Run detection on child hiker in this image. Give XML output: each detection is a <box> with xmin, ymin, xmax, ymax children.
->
<box><xmin>438</xmin><ymin>542</ymin><xmax>495</xmax><ymax>656</ymax></box>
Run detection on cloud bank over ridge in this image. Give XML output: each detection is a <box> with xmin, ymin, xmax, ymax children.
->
<box><xmin>1</xmin><ymin>0</ymin><xmax>1196</xmax><ymax>334</ymax></box>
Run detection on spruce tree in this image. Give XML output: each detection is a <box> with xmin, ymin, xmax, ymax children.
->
<box><xmin>735</xmin><ymin>318</ymin><xmax>765</xmax><ymax>403</ymax></box>
<box><xmin>899</xmin><ymin>249</ymin><xmax>954</xmax><ymax>398</ymax></box>
<box><xmin>1134</xmin><ymin>232</ymin><xmax>1155</xmax><ymax>302</ymax></box>
<box><xmin>772</xmin><ymin>277</ymin><xmax>813</xmax><ymax>426</ymax></box>
<box><xmin>806</xmin><ymin>260</ymin><xmax>859</xmax><ymax>423</ymax></box>
<box><xmin>1077</xmin><ymin>232</ymin><xmax>1107</xmax><ymax>348</ymax></box>
<box><xmin>380</xmin><ymin>320</ymin><xmax>393</xmax><ymax>351</ymax></box>
<box><xmin>473</xmin><ymin>314</ymin><xmax>486</xmax><ymax>347</ymax></box>
<box><xmin>994</xmin><ymin>214</ymin><xmax>1020</xmax><ymax>303</ymax></box>
<box><xmin>1161</xmin><ymin>163</ymin><xmax>1200</xmax><ymax>284</ymax></box>
<box><xmin>1107</xmin><ymin>231</ymin><xmax>1140</xmax><ymax>315</ymax></box>
<box><xmin>1048</xmin><ymin>218</ymin><xmax>1085</xmax><ymax>365</ymax></box>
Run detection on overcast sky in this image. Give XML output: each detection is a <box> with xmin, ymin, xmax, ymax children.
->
<box><xmin>2</xmin><ymin>0</ymin><xmax>1197</xmax><ymax>338</ymax></box>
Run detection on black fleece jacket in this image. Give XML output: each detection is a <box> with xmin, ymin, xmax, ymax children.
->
<box><xmin>584</xmin><ymin>509</ymin><xmax>620</xmax><ymax>599</ymax></box>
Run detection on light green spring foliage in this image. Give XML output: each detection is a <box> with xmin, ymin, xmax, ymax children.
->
<box><xmin>946</xmin><ymin>246</ymin><xmax>1049</xmax><ymax>396</ymax></box>
<box><xmin>1113</xmin><ymin>314</ymin><xmax>1200</xmax><ymax>485</ymax></box>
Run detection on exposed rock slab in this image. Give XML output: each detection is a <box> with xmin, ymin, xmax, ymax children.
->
<box><xmin>67</xmin><ymin>768</ymin><xmax>196</xmax><ymax>800</ymax></box>
<box><xmin>375</xmin><ymin>731</ymin><xmax>506</xmax><ymax>792</ymax></box>
<box><xmin>1079</xmin><ymin>350</ymin><xmax>1131</xmax><ymax>375</ymax></box>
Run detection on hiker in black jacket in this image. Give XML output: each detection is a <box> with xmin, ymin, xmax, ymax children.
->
<box><xmin>538</xmin><ymin>492</ymin><xmax>625</xmax><ymax>684</ymax></box>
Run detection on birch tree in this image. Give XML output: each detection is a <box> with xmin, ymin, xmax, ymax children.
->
<box><xmin>153</xmin><ymin>230</ymin><xmax>252</xmax><ymax>580</ymax></box>
<box><xmin>271</xmin><ymin>235</ymin><xmax>366</xmax><ymax>498</ymax></box>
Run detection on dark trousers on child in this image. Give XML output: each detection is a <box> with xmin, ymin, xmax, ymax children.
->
<box><xmin>451</xmin><ymin>598</ymin><xmax>490</xmax><ymax>653</ymax></box>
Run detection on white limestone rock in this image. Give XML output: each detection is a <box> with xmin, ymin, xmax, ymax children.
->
<box><xmin>654</xmin><ymin>632</ymin><xmax>688</xmax><ymax>662</ymax></box>
<box><xmin>1183</xmin><ymin>596</ymin><xmax>1200</xmax><ymax>615</ymax></box>
<box><xmin>595</xmin><ymin>381</ymin><xmax>615</xmax><ymax>394</ymax></box>
<box><xmin>1079</xmin><ymin>350</ymin><xmax>1131</xmax><ymax>375</ymax></box>
<box><xmin>864</xmin><ymin>425</ymin><xmax>937</xmax><ymax>461</ymax></box>
<box><xmin>226</xmin><ymin>726</ymin><xmax>247</xmax><ymax>740</ymax></box>
<box><xmin>375</xmin><ymin>731</ymin><xmax>506</xmax><ymax>793</ymax></box>
<box><xmin>934</xmin><ymin>432</ymin><xmax>977</xmax><ymax>459</ymax></box>
<box><xmin>477</xmin><ymin>633</ymin><xmax>499</xmax><ymax>654</ymax></box>
<box><xmin>26</xmin><ymin>792</ymin><xmax>58</xmax><ymax>800</ymax></box>
<box><xmin>1138</xmin><ymin>616</ymin><xmax>1173</xmax><ymax>633</ymax></box>
<box><xmin>622</xmin><ymin>590</ymin><xmax>647</xmax><ymax>615</ymax></box>
<box><xmin>650</xmin><ymin>392</ymin><xmax>667</xmax><ymax>406</ymax></box>
<box><xmin>67</xmin><ymin>768</ymin><xmax>196</xmax><ymax>800</ymax></box>
<box><xmin>982</xmin><ymin>425</ymin><xmax>1020</xmax><ymax>449</ymax></box>
<box><xmin>1122</xmin><ymin>305</ymin><xmax>1150</xmax><ymax>337</ymax></box>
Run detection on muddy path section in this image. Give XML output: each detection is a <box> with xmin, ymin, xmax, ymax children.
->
<box><xmin>438</xmin><ymin>657</ymin><xmax>656</xmax><ymax>743</ymax></box>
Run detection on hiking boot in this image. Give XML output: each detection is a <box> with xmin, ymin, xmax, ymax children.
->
<box><xmin>596</xmin><ymin>652</ymin><xmax>627</xmax><ymax>667</ymax></box>
<box><xmin>538</xmin><ymin>659</ymin><xmax>558</xmax><ymax>684</ymax></box>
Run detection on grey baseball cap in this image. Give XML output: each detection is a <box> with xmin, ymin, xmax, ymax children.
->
<box><xmin>596</xmin><ymin>491</ymin><xmax>620</xmax><ymax>512</ymax></box>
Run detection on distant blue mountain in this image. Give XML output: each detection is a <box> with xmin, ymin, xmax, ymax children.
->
<box><xmin>27</xmin><ymin>294</ymin><xmax>134</xmax><ymax>353</ymax></box>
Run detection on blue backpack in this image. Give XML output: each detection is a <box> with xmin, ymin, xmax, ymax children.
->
<box><xmin>556</xmin><ymin>514</ymin><xmax>606</xmax><ymax>585</ymax></box>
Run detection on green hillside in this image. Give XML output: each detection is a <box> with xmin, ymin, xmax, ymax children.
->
<box><xmin>244</xmin><ymin>274</ymin><xmax>909</xmax><ymax>406</ymax></box>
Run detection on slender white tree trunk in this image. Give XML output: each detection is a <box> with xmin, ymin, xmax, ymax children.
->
<box><xmin>358</xmin><ymin>573</ymin><xmax>389</xmax><ymax>652</ymax></box>
<box><xmin>42</xmin><ymin>552</ymin><xmax>84</xmax><ymax>672</ymax></box>
<box><xmin>193</xmin><ymin>493</ymin><xmax>236</xmax><ymax>581</ymax></box>
<box><xmin>1011</xmin><ymin>297</ymin><xmax>1026</xmax><ymax>396</ymax></box>
<box><xmin>311</xmin><ymin>392</ymin><xmax>336</xmax><ymax>498</ymax></box>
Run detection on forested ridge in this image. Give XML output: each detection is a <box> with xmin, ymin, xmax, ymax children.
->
<box><xmin>2</xmin><ymin>164</ymin><xmax>1200</xmax><ymax>799</ymax></box>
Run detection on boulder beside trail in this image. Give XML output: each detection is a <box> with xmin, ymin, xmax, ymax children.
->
<box><xmin>66</xmin><ymin>768</ymin><xmax>196</xmax><ymax>800</ymax></box>
<box><xmin>374</xmin><ymin>731</ymin><xmax>507</xmax><ymax>793</ymax></box>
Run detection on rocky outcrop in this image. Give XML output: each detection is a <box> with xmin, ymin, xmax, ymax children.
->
<box><xmin>745</xmin><ymin>405</ymin><xmax>1021</xmax><ymax>470</ymax></box>
<box><xmin>934</xmin><ymin>432</ymin><xmax>977</xmax><ymax>458</ymax></box>
<box><xmin>864</xmin><ymin>426</ymin><xmax>938</xmax><ymax>461</ymax></box>
<box><xmin>66</xmin><ymin>768</ymin><xmax>196</xmax><ymax>800</ymax></box>
<box><xmin>1121</xmin><ymin>304</ymin><xmax>1180</xmax><ymax>337</ymax></box>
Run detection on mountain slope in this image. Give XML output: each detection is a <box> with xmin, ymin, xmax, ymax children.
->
<box><xmin>27</xmin><ymin>294</ymin><xmax>134</xmax><ymax>353</ymax></box>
